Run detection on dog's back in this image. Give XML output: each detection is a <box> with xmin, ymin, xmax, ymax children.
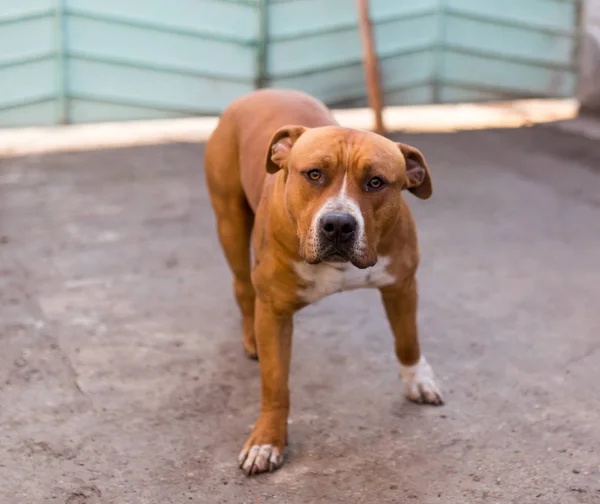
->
<box><xmin>205</xmin><ymin>89</ymin><xmax>337</xmax><ymax>211</ymax></box>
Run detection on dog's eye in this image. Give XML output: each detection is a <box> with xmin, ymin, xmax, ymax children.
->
<box><xmin>366</xmin><ymin>176</ymin><xmax>385</xmax><ymax>190</ymax></box>
<box><xmin>306</xmin><ymin>169</ymin><xmax>322</xmax><ymax>181</ymax></box>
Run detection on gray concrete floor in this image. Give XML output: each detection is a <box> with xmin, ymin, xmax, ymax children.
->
<box><xmin>0</xmin><ymin>125</ymin><xmax>599</xmax><ymax>504</ymax></box>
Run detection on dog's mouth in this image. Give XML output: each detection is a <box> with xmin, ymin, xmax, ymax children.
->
<box><xmin>299</xmin><ymin>232</ymin><xmax>377</xmax><ymax>269</ymax></box>
<box><xmin>305</xmin><ymin>245</ymin><xmax>375</xmax><ymax>269</ymax></box>
<box><xmin>320</xmin><ymin>247</ymin><xmax>351</xmax><ymax>264</ymax></box>
<box><xmin>302</xmin><ymin>247</ymin><xmax>349</xmax><ymax>265</ymax></box>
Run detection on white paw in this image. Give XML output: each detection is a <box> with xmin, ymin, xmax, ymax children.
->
<box><xmin>399</xmin><ymin>356</ymin><xmax>444</xmax><ymax>405</ymax></box>
<box><xmin>238</xmin><ymin>444</ymin><xmax>283</xmax><ymax>475</ymax></box>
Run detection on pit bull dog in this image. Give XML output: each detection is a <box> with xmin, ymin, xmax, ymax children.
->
<box><xmin>204</xmin><ymin>88</ymin><xmax>443</xmax><ymax>476</ymax></box>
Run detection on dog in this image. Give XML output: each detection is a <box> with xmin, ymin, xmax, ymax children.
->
<box><xmin>204</xmin><ymin>88</ymin><xmax>443</xmax><ymax>476</ymax></box>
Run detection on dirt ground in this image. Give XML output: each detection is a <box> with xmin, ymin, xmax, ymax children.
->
<box><xmin>0</xmin><ymin>124</ymin><xmax>599</xmax><ymax>504</ymax></box>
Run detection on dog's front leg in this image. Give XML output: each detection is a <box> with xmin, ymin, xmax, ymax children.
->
<box><xmin>238</xmin><ymin>298</ymin><xmax>292</xmax><ymax>475</ymax></box>
<box><xmin>380</xmin><ymin>277</ymin><xmax>444</xmax><ymax>405</ymax></box>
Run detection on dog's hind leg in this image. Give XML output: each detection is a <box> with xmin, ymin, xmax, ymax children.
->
<box><xmin>205</xmin><ymin>127</ymin><xmax>257</xmax><ymax>359</ymax></box>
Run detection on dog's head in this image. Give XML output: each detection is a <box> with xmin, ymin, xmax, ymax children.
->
<box><xmin>266</xmin><ymin>125</ymin><xmax>432</xmax><ymax>269</ymax></box>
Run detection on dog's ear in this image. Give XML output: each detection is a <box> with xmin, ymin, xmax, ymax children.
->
<box><xmin>397</xmin><ymin>143</ymin><xmax>432</xmax><ymax>200</ymax></box>
<box><xmin>266</xmin><ymin>125</ymin><xmax>307</xmax><ymax>174</ymax></box>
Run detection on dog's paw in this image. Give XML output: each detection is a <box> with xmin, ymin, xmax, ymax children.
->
<box><xmin>238</xmin><ymin>444</ymin><xmax>283</xmax><ymax>475</ymax></box>
<box><xmin>400</xmin><ymin>356</ymin><xmax>444</xmax><ymax>405</ymax></box>
<box><xmin>238</xmin><ymin>412</ymin><xmax>287</xmax><ymax>476</ymax></box>
<box><xmin>242</xmin><ymin>318</ymin><xmax>258</xmax><ymax>360</ymax></box>
<box><xmin>244</xmin><ymin>347</ymin><xmax>259</xmax><ymax>361</ymax></box>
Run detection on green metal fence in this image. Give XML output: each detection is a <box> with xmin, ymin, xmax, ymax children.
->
<box><xmin>0</xmin><ymin>0</ymin><xmax>581</xmax><ymax>127</ymax></box>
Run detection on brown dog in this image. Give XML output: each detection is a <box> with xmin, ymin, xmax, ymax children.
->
<box><xmin>204</xmin><ymin>88</ymin><xmax>443</xmax><ymax>476</ymax></box>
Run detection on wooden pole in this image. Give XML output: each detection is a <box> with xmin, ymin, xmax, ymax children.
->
<box><xmin>356</xmin><ymin>0</ymin><xmax>385</xmax><ymax>135</ymax></box>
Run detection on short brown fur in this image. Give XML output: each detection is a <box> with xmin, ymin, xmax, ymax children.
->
<box><xmin>204</xmin><ymin>88</ymin><xmax>440</xmax><ymax>476</ymax></box>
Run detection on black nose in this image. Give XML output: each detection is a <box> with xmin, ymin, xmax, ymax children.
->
<box><xmin>320</xmin><ymin>212</ymin><xmax>357</xmax><ymax>243</ymax></box>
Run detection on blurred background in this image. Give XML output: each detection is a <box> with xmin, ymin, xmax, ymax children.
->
<box><xmin>0</xmin><ymin>0</ymin><xmax>597</xmax><ymax>126</ymax></box>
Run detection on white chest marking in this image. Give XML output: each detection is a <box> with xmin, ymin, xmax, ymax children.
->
<box><xmin>293</xmin><ymin>256</ymin><xmax>396</xmax><ymax>304</ymax></box>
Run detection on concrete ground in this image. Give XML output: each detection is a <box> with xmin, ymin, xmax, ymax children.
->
<box><xmin>0</xmin><ymin>124</ymin><xmax>599</xmax><ymax>504</ymax></box>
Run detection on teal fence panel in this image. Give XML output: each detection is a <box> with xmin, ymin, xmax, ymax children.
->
<box><xmin>0</xmin><ymin>0</ymin><xmax>582</xmax><ymax>127</ymax></box>
<box><xmin>267</xmin><ymin>0</ymin><xmax>439</xmax><ymax>106</ymax></box>
<box><xmin>63</xmin><ymin>0</ymin><xmax>258</xmax><ymax>123</ymax></box>
<box><xmin>0</xmin><ymin>0</ymin><xmax>58</xmax><ymax>126</ymax></box>
<box><xmin>438</xmin><ymin>0</ymin><xmax>579</xmax><ymax>101</ymax></box>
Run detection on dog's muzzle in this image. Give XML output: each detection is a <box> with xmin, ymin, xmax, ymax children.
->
<box><xmin>318</xmin><ymin>211</ymin><xmax>357</xmax><ymax>260</ymax></box>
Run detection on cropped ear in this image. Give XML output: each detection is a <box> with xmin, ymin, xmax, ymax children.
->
<box><xmin>397</xmin><ymin>143</ymin><xmax>432</xmax><ymax>200</ymax></box>
<box><xmin>266</xmin><ymin>125</ymin><xmax>307</xmax><ymax>174</ymax></box>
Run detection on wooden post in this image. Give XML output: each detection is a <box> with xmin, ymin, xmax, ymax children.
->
<box><xmin>356</xmin><ymin>0</ymin><xmax>385</xmax><ymax>135</ymax></box>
